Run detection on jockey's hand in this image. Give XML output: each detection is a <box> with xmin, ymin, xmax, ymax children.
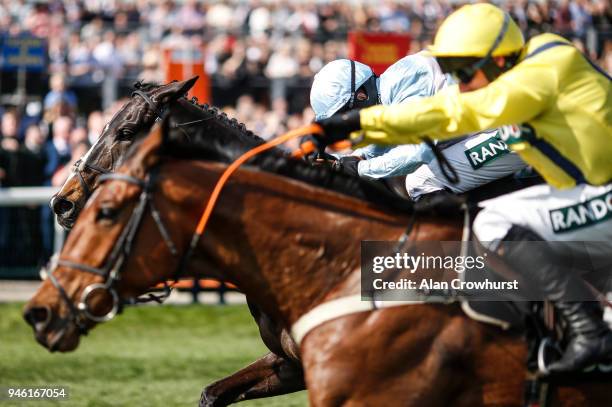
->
<box><xmin>315</xmin><ymin>110</ymin><xmax>361</xmax><ymax>145</ymax></box>
<box><xmin>299</xmin><ymin>134</ymin><xmax>328</xmax><ymax>156</ymax></box>
<box><xmin>332</xmin><ymin>156</ymin><xmax>361</xmax><ymax>177</ymax></box>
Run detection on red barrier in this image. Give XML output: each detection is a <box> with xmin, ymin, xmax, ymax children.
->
<box><xmin>348</xmin><ymin>32</ymin><xmax>412</xmax><ymax>75</ymax></box>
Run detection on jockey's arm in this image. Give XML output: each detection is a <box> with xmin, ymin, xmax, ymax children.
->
<box><xmin>356</xmin><ymin>144</ymin><xmax>432</xmax><ymax>178</ymax></box>
<box><xmin>357</xmin><ymin>62</ymin><xmax>556</xmax><ymax>146</ymax></box>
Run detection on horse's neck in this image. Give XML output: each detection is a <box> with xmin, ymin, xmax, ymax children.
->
<box><xmin>180</xmin><ymin>161</ymin><xmax>413</xmax><ymax>326</ymax></box>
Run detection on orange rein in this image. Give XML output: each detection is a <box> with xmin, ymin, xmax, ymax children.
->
<box><xmin>161</xmin><ymin>123</ymin><xmax>349</xmax><ymax>289</ymax></box>
<box><xmin>193</xmin><ymin>123</ymin><xmax>330</xmax><ymax>239</ymax></box>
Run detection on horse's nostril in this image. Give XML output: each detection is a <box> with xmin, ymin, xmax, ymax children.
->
<box><xmin>52</xmin><ymin>197</ymin><xmax>75</xmax><ymax>216</ymax></box>
<box><xmin>24</xmin><ymin>306</ymin><xmax>51</xmax><ymax>331</ymax></box>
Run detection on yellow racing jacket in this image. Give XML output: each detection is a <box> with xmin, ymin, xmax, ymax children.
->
<box><xmin>359</xmin><ymin>34</ymin><xmax>612</xmax><ymax>189</ymax></box>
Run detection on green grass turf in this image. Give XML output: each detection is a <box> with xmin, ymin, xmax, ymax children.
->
<box><xmin>0</xmin><ymin>303</ymin><xmax>308</xmax><ymax>407</ymax></box>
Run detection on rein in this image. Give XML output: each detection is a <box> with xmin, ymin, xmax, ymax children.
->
<box><xmin>176</xmin><ymin>123</ymin><xmax>326</xmax><ymax>274</ymax></box>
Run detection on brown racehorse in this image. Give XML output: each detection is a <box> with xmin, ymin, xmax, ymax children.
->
<box><xmin>24</xmin><ymin>120</ymin><xmax>609</xmax><ymax>406</ymax></box>
<box><xmin>49</xmin><ymin>88</ymin><xmax>307</xmax><ymax>405</ymax></box>
<box><xmin>51</xmin><ymin>77</ymin><xmax>197</xmax><ymax>229</ymax></box>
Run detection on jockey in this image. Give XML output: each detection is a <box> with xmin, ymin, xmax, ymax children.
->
<box><xmin>309</xmin><ymin>56</ymin><xmax>526</xmax><ymax>200</ymax></box>
<box><xmin>314</xmin><ymin>3</ymin><xmax>612</xmax><ymax>373</ymax></box>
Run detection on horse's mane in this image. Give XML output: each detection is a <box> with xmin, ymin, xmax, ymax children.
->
<box><xmin>118</xmin><ymin>98</ymin><xmax>463</xmax><ymax>215</ymax></box>
<box><xmin>156</xmin><ymin>100</ymin><xmax>467</xmax><ymax>215</ymax></box>
<box><xmin>185</xmin><ymin>100</ymin><xmax>266</xmax><ymax>148</ymax></box>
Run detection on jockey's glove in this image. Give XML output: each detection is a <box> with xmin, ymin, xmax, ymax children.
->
<box><xmin>315</xmin><ymin>109</ymin><xmax>361</xmax><ymax>145</ymax></box>
<box><xmin>332</xmin><ymin>156</ymin><xmax>361</xmax><ymax>177</ymax></box>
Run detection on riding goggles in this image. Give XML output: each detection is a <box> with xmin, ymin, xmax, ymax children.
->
<box><xmin>436</xmin><ymin>57</ymin><xmax>483</xmax><ymax>84</ymax></box>
<box><xmin>436</xmin><ymin>12</ymin><xmax>511</xmax><ymax>84</ymax></box>
<box><xmin>333</xmin><ymin>60</ymin><xmax>380</xmax><ymax>116</ymax></box>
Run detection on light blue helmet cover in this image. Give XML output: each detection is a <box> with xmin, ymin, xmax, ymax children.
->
<box><xmin>310</xmin><ymin>59</ymin><xmax>375</xmax><ymax>121</ymax></box>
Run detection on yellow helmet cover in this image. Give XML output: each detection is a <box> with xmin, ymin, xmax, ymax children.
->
<box><xmin>429</xmin><ymin>3</ymin><xmax>525</xmax><ymax>58</ymax></box>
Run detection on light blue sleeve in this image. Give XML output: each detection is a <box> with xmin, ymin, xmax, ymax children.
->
<box><xmin>357</xmin><ymin>143</ymin><xmax>434</xmax><ymax>179</ymax></box>
<box><xmin>352</xmin><ymin>144</ymin><xmax>394</xmax><ymax>159</ymax></box>
<box><xmin>379</xmin><ymin>54</ymin><xmax>440</xmax><ymax>105</ymax></box>
<box><xmin>354</xmin><ymin>55</ymin><xmax>441</xmax><ymax>178</ymax></box>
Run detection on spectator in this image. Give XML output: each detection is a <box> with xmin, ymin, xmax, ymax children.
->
<box><xmin>147</xmin><ymin>1</ymin><xmax>176</xmax><ymax>41</ymax></box>
<box><xmin>248</xmin><ymin>1</ymin><xmax>272</xmax><ymax>36</ymax></box>
<box><xmin>265</xmin><ymin>43</ymin><xmax>299</xmax><ymax>101</ymax></box>
<box><xmin>69</xmin><ymin>126</ymin><xmax>88</xmax><ymax>149</ymax></box>
<box><xmin>0</xmin><ymin>109</ymin><xmax>20</xmax><ymax>191</ymax></box>
<box><xmin>39</xmin><ymin>115</ymin><xmax>71</xmax><ymax>257</ymax></box>
<box><xmin>140</xmin><ymin>47</ymin><xmax>164</xmax><ymax>84</ymax></box>
<box><xmin>67</xmin><ymin>32</ymin><xmax>97</xmax><ymax>86</ymax></box>
<box><xmin>0</xmin><ymin>0</ymin><xmax>609</xmax><ymax>269</ymax></box>
<box><xmin>23</xmin><ymin>123</ymin><xmax>46</xmax><ymax>179</ymax></box>
<box><xmin>44</xmin><ymin>115</ymin><xmax>72</xmax><ymax>185</ymax></box>
<box><xmin>51</xmin><ymin>140</ymin><xmax>89</xmax><ymax>187</ymax></box>
<box><xmin>86</xmin><ymin>111</ymin><xmax>105</xmax><ymax>144</ymax></box>
<box><xmin>43</xmin><ymin>73</ymin><xmax>78</xmax><ymax>123</ymax></box>
<box><xmin>93</xmin><ymin>31</ymin><xmax>122</xmax><ymax>76</ymax></box>
<box><xmin>379</xmin><ymin>1</ymin><xmax>410</xmax><ymax>32</ymax></box>
<box><xmin>177</xmin><ymin>0</ymin><xmax>205</xmax><ymax>34</ymax></box>
<box><xmin>0</xmin><ymin>119</ymin><xmax>45</xmax><ymax>267</ymax></box>
<box><xmin>19</xmin><ymin>124</ymin><xmax>47</xmax><ymax>261</ymax></box>
<box><xmin>23</xmin><ymin>2</ymin><xmax>50</xmax><ymax>38</ymax></box>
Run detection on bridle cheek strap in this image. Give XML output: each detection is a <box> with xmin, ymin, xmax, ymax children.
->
<box><xmin>72</xmin><ymin>159</ymin><xmax>110</xmax><ymax>198</ymax></box>
<box><xmin>132</xmin><ymin>90</ymin><xmax>165</xmax><ymax>121</ymax></box>
<box><xmin>44</xmin><ymin>261</ymin><xmax>89</xmax><ymax>335</ymax></box>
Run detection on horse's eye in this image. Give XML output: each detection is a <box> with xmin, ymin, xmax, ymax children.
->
<box><xmin>116</xmin><ymin>128</ymin><xmax>132</xmax><ymax>140</ymax></box>
<box><xmin>97</xmin><ymin>206</ymin><xmax>119</xmax><ymax>222</ymax></box>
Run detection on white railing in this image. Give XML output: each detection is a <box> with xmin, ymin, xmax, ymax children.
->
<box><xmin>0</xmin><ymin>186</ymin><xmax>65</xmax><ymax>253</ymax></box>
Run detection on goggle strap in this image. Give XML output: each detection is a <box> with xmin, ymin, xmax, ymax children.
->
<box><xmin>348</xmin><ymin>59</ymin><xmax>356</xmax><ymax>109</ymax></box>
<box><xmin>473</xmin><ymin>12</ymin><xmax>510</xmax><ymax>71</ymax></box>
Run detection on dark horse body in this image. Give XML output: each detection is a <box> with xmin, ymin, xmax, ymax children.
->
<box><xmin>50</xmin><ymin>80</ymin><xmax>305</xmax><ymax>405</ymax></box>
<box><xmin>26</xmin><ymin>114</ymin><xmax>611</xmax><ymax>405</ymax></box>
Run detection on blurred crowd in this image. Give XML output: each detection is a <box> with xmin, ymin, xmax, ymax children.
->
<box><xmin>0</xmin><ymin>0</ymin><xmax>610</xmax><ymax>266</ymax></box>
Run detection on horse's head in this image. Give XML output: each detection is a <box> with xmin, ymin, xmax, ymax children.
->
<box><xmin>24</xmin><ymin>102</ymin><xmax>269</xmax><ymax>351</ymax></box>
<box><xmin>24</xmin><ymin>122</ymin><xmax>205</xmax><ymax>351</ymax></box>
<box><xmin>51</xmin><ymin>77</ymin><xmax>198</xmax><ymax>229</ymax></box>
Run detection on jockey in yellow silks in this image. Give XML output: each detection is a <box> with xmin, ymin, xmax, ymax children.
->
<box><xmin>314</xmin><ymin>3</ymin><xmax>612</xmax><ymax>373</ymax></box>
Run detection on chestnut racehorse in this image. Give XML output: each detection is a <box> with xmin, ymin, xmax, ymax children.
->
<box><xmin>24</xmin><ymin>119</ymin><xmax>609</xmax><ymax>406</ymax></box>
<box><xmin>49</xmin><ymin>86</ymin><xmax>307</xmax><ymax>405</ymax></box>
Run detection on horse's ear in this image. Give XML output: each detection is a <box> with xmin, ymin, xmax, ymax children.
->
<box><xmin>133</xmin><ymin>123</ymin><xmax>165</xmax><ymax>176</ymax></box>
<box><xmin>154</xmin><ymin>76</ymin><xmax>199</xmax><ymax>104</ymax></box>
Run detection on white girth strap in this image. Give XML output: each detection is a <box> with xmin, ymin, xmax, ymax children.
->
<box><xmin>291</xmin><ymin>295</ymin><xmax>428</xmax><ymax>346</ymax></box>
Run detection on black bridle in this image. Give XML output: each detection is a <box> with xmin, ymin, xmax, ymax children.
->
<box><xmin>72</xmin><ymin>159</ymin><xmax>110</xmax><ymax>197</ymax></box>
<box><xmin>72</xmin><ymin>91</ymin><xmax>214</xmax><ymax>201</ymax></box>
<box><xmin>132</xmin><ymin>89</ymin><xmax>166</xmax><ymax>121</ymax></box>
<box><xmin>71</xmin><ymin>86</ymin><xmax>220</xmax><ymax>205</ymax></box>
<box><xmin>69</xmin><ymin>90</ymin><xmax>166</xmax><ymax>201</ymax></box>
<box><xmin>42</xmin><ymin>167</ymin><xmax>179</xmax><ymax>335</ymax></box>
